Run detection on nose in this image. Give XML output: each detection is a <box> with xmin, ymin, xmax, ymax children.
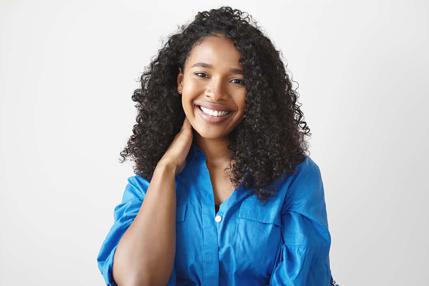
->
<box><xmin>205</xmin><ymin>77</ymin><xmax>226</xmax><ymax>101</ymax></box>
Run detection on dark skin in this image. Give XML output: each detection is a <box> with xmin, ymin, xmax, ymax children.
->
<box><xmin>112</xmin><ymin>34</ymin><xmax>247</xmax><ymax>285</ymax></box>
<box><xmin>195</xmin><ymin>129</ymin><xmax>235</xmax><ymax>205</ymax></box>
<box><xmin>195</xmin><ymin>130</ymin><xmax>236</xmax><ymax>205</ymax></box>
<box><xmin>177</xmin><ymin>34</ymin><xmax>247</xmax><ymax>205</ymax></box>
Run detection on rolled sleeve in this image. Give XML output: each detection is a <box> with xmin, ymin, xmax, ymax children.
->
<box><xmin>97</xmin><ymin>176</ymin><xmax>148</xmax><ymax>285</ymax></box>
<box><xmin>269</xmin><ymin>157</ymin><xmax>333</xmax><ymax>286</ymax></box>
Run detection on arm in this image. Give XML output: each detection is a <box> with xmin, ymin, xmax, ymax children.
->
<box><xmin>113</xmin><ymin>162</ymin><xmax>178</xmax><ymax>286</ymax></box>
<box><xmin>97</xmin><ymin>118</ymin><xmax>192</xmax><ymax>286</ymax></box>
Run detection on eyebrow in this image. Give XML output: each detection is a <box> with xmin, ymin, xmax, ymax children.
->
<box><xmin>191</xmin><ymin>62</ymin><xmax>243</xmax><ymax>74</ymax></box>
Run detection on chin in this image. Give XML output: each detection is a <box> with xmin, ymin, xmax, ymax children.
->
<box><xmin>192</xmin><ymin>126</ymin><xmax>229</xmax><ymax>140</ymax></box>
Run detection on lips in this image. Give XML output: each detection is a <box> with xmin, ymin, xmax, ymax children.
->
<box><xmin>194</xmin><ymin>102</ymin><xmax>233</xmax><ymax>112</ymax></box>
<box><xmin>194</xmin><ymin>103</ymin><xmax>233</xmax><ymax>123</ymax></box>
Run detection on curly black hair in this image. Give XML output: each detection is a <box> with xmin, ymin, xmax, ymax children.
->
<box><xmin>119</xmin><ymin>6</ymin><xmax>311</xmax><ymax>202</ymax></box>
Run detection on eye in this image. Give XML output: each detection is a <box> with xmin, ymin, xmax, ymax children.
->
<box><xmin>231</xmin><ymin>78</ymin><xmax>245</xmax><ymax>86</ymax></box>
<box><xmin>194</xmin><ymin>72</ymin><xmax>208</xmax><ymax>78</ymax></box>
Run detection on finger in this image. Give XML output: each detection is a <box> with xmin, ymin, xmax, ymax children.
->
<box><xmin>182</xmin><ymin>118</ymin><xmax>192</xmax><ymax>131</ymax></box>
<box><xmin>180</xmin><ymin>118</ymin><xmax>187</xmax><ymax>130</ymax></box>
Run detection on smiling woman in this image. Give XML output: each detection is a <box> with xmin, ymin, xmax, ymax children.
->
<box><xmin>178</xmin><ymin>34</ymin><xmax>247</xmax><ymax>141</ymax></box>
<box><xmin>97</xmin><ymin>6</ymin><xmax>338</xmax><ymax>286</ymax></box>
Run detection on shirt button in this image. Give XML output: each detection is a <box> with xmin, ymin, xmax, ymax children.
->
<box><xmin>215</xmin><ymin>215</ymin><xmax>222</xmax><ymax>222</ymax></box>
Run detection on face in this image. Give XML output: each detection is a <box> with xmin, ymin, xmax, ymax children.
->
<box><xmin>177</xmin><ymin>35</ymin><xmax>246</xmax><ymax>141</ymax></box>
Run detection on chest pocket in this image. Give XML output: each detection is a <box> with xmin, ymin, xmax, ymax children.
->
<box><xmin>238</xmin><ymin>197</ymin><xmax>281</xmax><ymax>226</ymax></box>
<box><xmin>235</xmin><ymin>197</ymin><xmax>282</xmax><ymax>282</ymax></box>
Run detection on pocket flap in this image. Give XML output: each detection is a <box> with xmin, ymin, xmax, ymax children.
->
<box><xmin>238</xmin><ymin>197</ymin><xmax>281</xmax><ymax>226</ymax></box>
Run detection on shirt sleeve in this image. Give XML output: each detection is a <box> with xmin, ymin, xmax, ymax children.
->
<box><xmin>268</xmin><ymin>157</ymin><xmax>334</xmax><ymax>286</ymax></box>
<box><xmin>96</xmin><ymin>176</ymin><xmax>177</xmax><ymax>286</ymax></box>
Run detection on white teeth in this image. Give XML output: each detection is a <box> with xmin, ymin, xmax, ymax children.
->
<box><xmin>200</xmin><ymin>106</ymin><xmax>230</xmax><ymax>117</ymax></box>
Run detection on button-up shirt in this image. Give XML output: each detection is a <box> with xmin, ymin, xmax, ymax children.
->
<box><xmin>97</xmin><ymin>142</ymin><xmax>335</xmax><ymax>285</ymax></box>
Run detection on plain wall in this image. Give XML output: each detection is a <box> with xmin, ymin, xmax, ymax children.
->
<box><xmin>1</xmin><ymin>0</ymin><xmax>428</xmax><ymax>285</ymax></box>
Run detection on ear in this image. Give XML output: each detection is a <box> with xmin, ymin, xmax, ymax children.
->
<box><xmin>177</xmin><ymin>69</ymin><xmax>184</xmax><ymax>94</ymax></box>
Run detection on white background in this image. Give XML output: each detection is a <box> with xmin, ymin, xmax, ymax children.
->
<box><xmin>1</xmin><ymin>0</ymin><xmax>428</xmax><ymax>285</ymax></box>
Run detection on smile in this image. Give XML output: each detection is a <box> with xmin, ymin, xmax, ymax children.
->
<box><xmin>195</xmin><ymin>104</ymin><xmax>233</xmax><ymax>123</ymax></box>
<box><xmin>199</xmin><ymin>106</ymin><xmax>231</xmax><ymax>117</ymax></box>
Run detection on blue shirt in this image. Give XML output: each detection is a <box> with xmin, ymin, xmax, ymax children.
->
<box><xmin>97</xmin><ymin>142</ymin><xmax>335</xmax><ymax>285</ymax></box>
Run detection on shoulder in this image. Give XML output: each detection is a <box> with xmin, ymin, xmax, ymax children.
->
<box><xmin>289</xmin><ymin>155</ymin><xmax>324</xmax><ymax>194</ymax></box>
<box><xmin>280</xmin><ymin>155</ymin><xmax>327</xmax><ymax>221</ymax></box>
<box><xmin>274</xmin><ymin>155</ymin><xmax>322</xmax><ymax>190</ymax></box>
<box><xmin>122</xmin><ymin>175</ymin><xmax>150</xmax><ymax>201</ymax></box>
<box><xmin>291</xmin><ymin>155</ymin><xmax>322</xmax><ymax>184</ymax></box>
<box><xmin>127</xmin><ymin>175</ymin><xmax>150</xmax><ymax>189</ymax></box>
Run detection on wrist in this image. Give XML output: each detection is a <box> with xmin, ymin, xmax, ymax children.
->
<box><xmin>156</xmin><ymin>160</ymin><xmax>178</xmax><ymax>176</ymax></box>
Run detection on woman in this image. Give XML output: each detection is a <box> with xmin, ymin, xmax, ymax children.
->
<box><xmin>97</xmin><ymin>6</ymin><xmax>338</xmax><ymax>286</ymax></box>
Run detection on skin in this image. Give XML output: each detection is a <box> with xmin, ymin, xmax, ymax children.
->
<box><xmin>112</xmin><ymin>34</ymin><xmax>247</xmax><ymax>285</ymax></box>
<box><xmin>177</xmin><ymin>34</ymin><xmax>247</xmax><ymax>204</ymax></box>
<box><xmin>113</xmin><ymin>119</ymin><xmax>194</xmax><ymax>286</ymax></box>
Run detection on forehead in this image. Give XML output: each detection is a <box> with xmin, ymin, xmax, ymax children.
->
<box><xmin>185</xmin><ymin>35</ymin><xmax>242</xmax><ymax>68</ymax></box>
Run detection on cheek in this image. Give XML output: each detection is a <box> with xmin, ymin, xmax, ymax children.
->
<box><xmin>237</xmin><ymin>94</ymin><xmax>246</xmax><ymax>112</ymax></box>
<box><xmin>181</xmin><ymin>98</ymin><xmax>191</xmax><ymax>118</ymax></box>
<box><xmin>183</xmin><ymin>79</ymin><xmax>202</xmax><ymax>94</ymax></box>
<box><xmin>181</xmin><ymin>95</ymin><xmax>197</xmax><ymax>119</ymax></box>
<box><xmin>235</xmin><ymin>96</ymin><xmax>247</xmax><ymax>121</ymax></box>
<box><xmin>181</xmin><ymin>83</ymin><xmax>204</xmax><ymax>111</ymax></box>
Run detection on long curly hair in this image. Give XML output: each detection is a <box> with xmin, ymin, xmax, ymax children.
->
<box><xmin>119</xmin><ymin>6</ymin><xmax>311</xmax><ymax>202</ymax></box>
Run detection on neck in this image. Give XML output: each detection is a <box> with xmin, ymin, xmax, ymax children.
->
<box><xmin>195</xmin><ymin>132</ymin><xmax>232</xmax><ymax>168</ymax></box>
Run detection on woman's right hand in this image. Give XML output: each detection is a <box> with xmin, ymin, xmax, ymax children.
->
<box><xmin>157</xmin><ymin>118</ymin><xmax>194</xmax><ymax>175</ymax></box>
